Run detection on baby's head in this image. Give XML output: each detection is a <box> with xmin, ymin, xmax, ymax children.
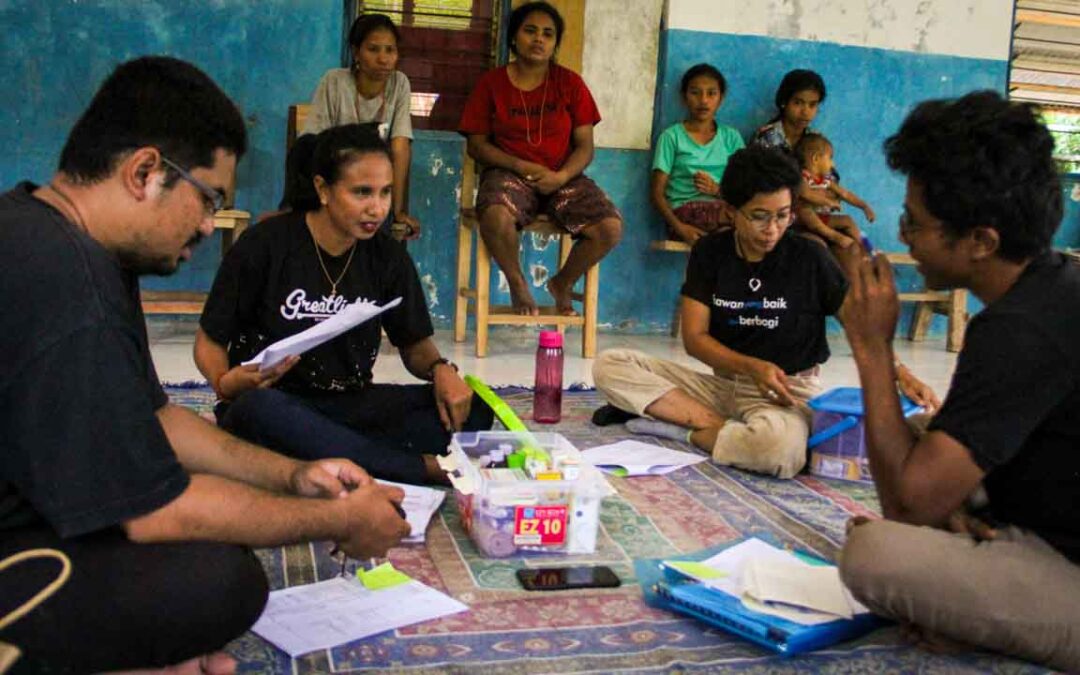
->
<box><xmin>795</xmin><ymin>133</ymin><xmax>833</xmax><ymax>177</ymax></box>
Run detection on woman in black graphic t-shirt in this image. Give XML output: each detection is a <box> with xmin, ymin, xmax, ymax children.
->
<box><xmin>593</xmin><ymin>147</ymin><xmax>936</xmax><ymax>478</ymax></box>
<box><xmin>196</xmin><ymin>125</ymin><xmax>493</xmax><ymax>485</ymax></box>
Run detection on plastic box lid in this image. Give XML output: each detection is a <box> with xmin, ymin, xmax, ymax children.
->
<box><xmin>808</xmin><ymin>387</ymin><xmax>920</xmax><ymax>416</ymax></box>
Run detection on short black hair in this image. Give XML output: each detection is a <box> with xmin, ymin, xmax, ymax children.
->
<box><xmin>680</xmin><ymin>63</ymin><xmax>727</xmax><ymax>96</ymax></box>
<box><xmin>721</xmin><ymin>146</ymin><xmax>802</xmax><ymax>209</ymax></box>
<box><xmin>311</xmin><ymin>123</ymin><xmax>392</xmax><ymax>187</ymax></box>
<box><xmin>507</xmin><ymin>2</ymin><xmax>564</xmax><ymax>56</ymax></box>
<box><xmin>884</xmin><ymin>90</ymin><xmax>1061</xmax><ymax>262</ymax></box>
<box><xmin>58</xmin><ymin>56</ymin><xmax>246</xmax><ymax>184</ymax></box>
<box><xmin>349</xmin><ymin>13</ymin><xmax>401</xmax><ymax>49</ymax></box>
<box><xmin>794</xmin><ymin>133</ymin><xmax>832</xmax><ymax>168</ymax></box>
<box><xmin>774</xmin><ymin>69</ymin><xmax>827</xmax><ymax>111</ymax></box>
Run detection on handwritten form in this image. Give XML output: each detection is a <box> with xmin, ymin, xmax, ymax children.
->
<box><xmin>251</xmin><ymin>576</ymin><xmax>467</xmax><ymax>657</ymax></box>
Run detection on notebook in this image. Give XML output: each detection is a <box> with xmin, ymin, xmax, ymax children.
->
<box><xmin>634</xmin><ymin>537</ymin><xmax>884</xmax><ymax>656</ymax></box>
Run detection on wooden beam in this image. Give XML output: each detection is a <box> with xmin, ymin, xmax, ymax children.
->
<box><xmin>1009</xmin><ymin>81</ymin><xmax>1080</xmax><ymax>95</ymax></box>
<box><xmin>1016</xmin><ymin>8</ymin><xmax>1080</xmax><ymax>28</ymax></box>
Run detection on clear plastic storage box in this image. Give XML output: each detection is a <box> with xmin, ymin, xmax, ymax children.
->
<box><xmin>441</xmin><ymin>431</ymin><xmax>613</xmax><ymax>558</ymax></box>
<box><xmin>807</xmin><ymin>387</ymin><xmax>921</xmax><ymax>482</ymax></box>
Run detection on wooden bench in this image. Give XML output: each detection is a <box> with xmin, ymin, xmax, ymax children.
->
<box><xmin>650</xmin><ymin>239</ymin><xmax>691</xmax><ymax>337</ymax></box>
<box><xmin>886</xmin><ymin>252</ymin><xmax>967</xmax><ymax>352</ymax></box>
<box><xmin>454</xmin><ymin>159</ymin><xmax>600</xmax><ymax>358</ymax></box>
<box><xmin>141</xmin><ymin>209</ymin><xmax>252</xmax><ymax>314</ymax></box>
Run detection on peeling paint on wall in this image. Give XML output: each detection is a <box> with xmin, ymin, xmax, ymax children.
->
<box><xmin>529</xmin><ymin>231</ymin><xmax>557</xmax><ymax>251</ymax></box>
<box><xmin>529</xmin><ymin>263</ymin><xmax>550</xmax><ymax>288</ymax></box>
<box><xmin>429</xmin><ymin>156</ymin><xmax>444</xmax><ymax>177</ymax></box>
<box><xmin>666</xmin><ymin>0</ymin><xmax>1012</xmax><ymax>61</ymax></box>
<box><xmin>420</xmin><ymin>273</ymin><xmax>439</xmax><ymax>309</ymax></box>
<box><xmin>1071</xmin><ymin>184</ymin><xmax>1080</xmax><ymax>202</ymax></box>
<box><xmin>582</xmin><ymin>0</ymin><xmax>663</xmax><ymax>150</ymax></box>
<box><xmin>497</xmin><ymin>270</ymin><xmax>509</xmax><ymax>293</ymax></box>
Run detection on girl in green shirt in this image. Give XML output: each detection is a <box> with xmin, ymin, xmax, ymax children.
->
<box><xmin>651</xmin><ymin>64</ymin><xmax>745</xmax><ymax>244</ymax></box>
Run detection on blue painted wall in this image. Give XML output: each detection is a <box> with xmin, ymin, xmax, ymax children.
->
<box><xmin>655</xmin><ymin>29</ymin><xmax>1010</xmax><ymax>253</ymax></box>
<box><xmin>6</xmin><ymin>3</ymin><xmax>1051</xmax><ymax>336</ymax></box>
<box><xmin>0</xmin><ymin>0</ymin><xmax>343</xmax><ymax>292</ymax></box>
<box><xmin>655</xmin><ymin>29</ymin><xmax>1010</xmax><ymax>336</ymax></box>
<box><xmin>1058</xmin><ymin>175</ymin><xmax>1080</xmax><ymax>251</ymax></box>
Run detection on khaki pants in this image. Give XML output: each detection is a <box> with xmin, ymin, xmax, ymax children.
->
<box><xmin>841</xmin><ymin>519</ymin><xmax>1080</xmax><ymax>671</ymax></box>
<box><xmin>592</xmin><ymin>348</ymin><xmax>821</xmax><ymax>478</ymax></box>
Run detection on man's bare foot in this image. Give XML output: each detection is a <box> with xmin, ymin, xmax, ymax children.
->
<box><xmin>108</xmin><ymin>651</ymin><xmax>236</xmax><ymax>675</ymax></box>
<box><xmin>508</xmin><ymin>277</ymin><xmax>539</xmax><ymax>316</ymax></box>
<box><xmin>546</xmin><ymin>278</ymin><xmax>577</xmax><ymax>316</ymax></box>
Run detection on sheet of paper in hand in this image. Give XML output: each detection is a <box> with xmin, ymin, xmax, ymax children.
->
<box><xmin>243</xmin><ymin>297</ymin><xmax>402</xmax><ymax>371</ymax></box>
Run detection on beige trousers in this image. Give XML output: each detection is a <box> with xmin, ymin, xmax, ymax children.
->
<box><xmin>841</xmin><ymin>519</ymin><xmax>1080</xmax><ymax>672</ymax></box>
<box><xmin>592</xmin><ymin>348</ymin><xmax>821</xmax><ymax>478</ymax></box>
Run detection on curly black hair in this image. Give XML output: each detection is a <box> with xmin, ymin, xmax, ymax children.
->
<box><xmin>720</xmin><ymin>146</ymin><xmax>802</xmax><ymax>209</ymax></box>
<box><xmin>884</xmin><ymin>90</ymin><xmax>1061</xmax><ymax>262</ymax></box>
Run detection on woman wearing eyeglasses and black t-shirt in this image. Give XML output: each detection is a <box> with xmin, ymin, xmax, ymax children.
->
<box><xmin>592</xmin><ymin>147</ymin><xmax>938</xmax><ymax>478</ymax></box>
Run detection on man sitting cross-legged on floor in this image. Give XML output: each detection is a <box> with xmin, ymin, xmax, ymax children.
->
<box><xmin>592</xmin><ymin>146</ymin><xmax>937</xmax><ymax>478</ymax></box>
<box><xmin>837</xmin><ymin>91</ymin><xmax>1079</xmax><ymax>671</ymax></box>
<box><xmin>0</xmin><ymin>57</ymin><xmax>409</xmax><ymax>674</ymax></box>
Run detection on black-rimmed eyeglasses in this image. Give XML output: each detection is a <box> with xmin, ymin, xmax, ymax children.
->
<box><xmin>160</xmin><ymin>155</ymin><xmax>225</xmax><ymax>214</ymax></box>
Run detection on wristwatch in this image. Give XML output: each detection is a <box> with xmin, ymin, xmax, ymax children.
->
<box><xmin>425</xmin><ymin>357</ymin><xmax>458</xmax><ymax>381</ymax></box>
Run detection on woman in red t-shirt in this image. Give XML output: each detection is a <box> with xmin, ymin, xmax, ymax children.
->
<box><xmin>458</xmin><ymin>1</ymin><xmax>622</xmax><ymax>316</ymax></box>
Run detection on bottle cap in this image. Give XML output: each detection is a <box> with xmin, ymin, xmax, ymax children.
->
<box><xmin>538</xmin><ymin>330</ymin><xmax>563</xmax><ymax>348</ymax></box>
<box><xmin>506</xmin><ymin>452</ymin><xmax>526</xmax><ymax>469</ymax></box>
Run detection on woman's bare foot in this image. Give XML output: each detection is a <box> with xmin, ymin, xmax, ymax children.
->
<box><xmin>546</xmin><ymin>278</ymin><xmax>577</xmax><ymax>316</ymax></box>
<box><xmin>508</xmin><ymin>276</ymin><xmax>539</xmax><ymax>316</ymax></box>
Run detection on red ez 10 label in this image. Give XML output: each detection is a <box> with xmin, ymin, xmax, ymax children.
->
<box><xmin>513</xmin><ymin>505</ymin><xmax>568</xmax><ymax>546</ymax></box>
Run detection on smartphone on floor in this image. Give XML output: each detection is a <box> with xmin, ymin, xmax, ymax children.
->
<box><xmin>516</xmin><ymin>565</ymin><xmax>621</xmax><ymax>591</ymax></box>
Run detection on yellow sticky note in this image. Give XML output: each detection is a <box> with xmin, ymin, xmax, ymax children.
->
<box><xmin>665</xmin><ymin>561</ymin><xmax>728</xmax><ymax>580</ymax></box>
<box><xmin>356</xmin><ymin>562</ymin><xmax>412</xmax><ymax>590</ymax></box>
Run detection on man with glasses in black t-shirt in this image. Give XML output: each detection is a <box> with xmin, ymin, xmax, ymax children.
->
<box><xmin>838</xmin><ymin>91</ymin><xmax>1080</xmax><ymax>671</ymax></box>
<box><xmin>0</xmin><ymin>57</ymin><xmax>409</xmax><ymax>673</ymax></box>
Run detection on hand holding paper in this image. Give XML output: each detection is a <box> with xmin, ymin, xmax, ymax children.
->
<box><xmin>244</xmin><ymin>297</ymin><xmax>402</xmax><ymax>371</ymax></box>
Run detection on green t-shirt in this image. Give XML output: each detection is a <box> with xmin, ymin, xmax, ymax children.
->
<box><xmin>652</xmin><ymin>122</ymin><xmax>745</xmax><ymax>208</ymax></box>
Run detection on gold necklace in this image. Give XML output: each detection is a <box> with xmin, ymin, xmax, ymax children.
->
<box><xmin>308</xmin><ymin>222</ymin><xmax>357</xmax><ymax>298</ymax></box>
<box><xmin>46</xmin><ymin>183</ymin><xmax>87</xmax><ymax>231</ymax></box>
<box><xmin>515</xmin><ymin>65</ymin><xmax>549</xmax><ymax>147</ymax></box>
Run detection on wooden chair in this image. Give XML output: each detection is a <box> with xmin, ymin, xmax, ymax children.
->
<box><xmin>141</xmin><ymin>210</ymin><xmax>252</xmax><ymax>314</ymax></box>
<box><xmin>454</xmin><ymin>159</ymin><xmax>600</xmax><ymax>358</ymax></box>
<box><xmin>649</xmin><ymin>239</ymin><xmax>691</xmax><ymax>337</ymax></box>
<box><xmin>288</xmin><ymin>104</ymin><xmax>310</xmax><ymax>150</ymax></box>
<box><xmin>886</xmin><ymin>252</ymin><xmax>967</xmax><ymax>352</ymax></box>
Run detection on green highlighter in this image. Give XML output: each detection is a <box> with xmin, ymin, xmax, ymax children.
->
<box><xmin>464</xmin><ymin>374</ymin><xmax>551</xmax><ymax>464</ymax></box>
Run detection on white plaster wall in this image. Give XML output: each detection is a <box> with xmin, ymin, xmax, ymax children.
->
<box><xmin>666</xmin><ymin>0</ymin><xmax>1014</xmax><ymax>61</ymax></box>
<box><xmin>582</xmin><ymin>0</ymin><xmax>664</xmax><ymax>149</ymax></box>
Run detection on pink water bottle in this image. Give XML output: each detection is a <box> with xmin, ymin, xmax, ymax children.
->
<box><xmin>533</xmin><ymin>330</ymin><xmax>564</xmax><ymax>423</ymax></box>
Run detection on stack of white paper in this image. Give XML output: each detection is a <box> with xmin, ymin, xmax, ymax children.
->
<box><xmin>252</xmin><ymin>576</ymin><xmax>468</xmax><ymax>657</ymax></box>
<box><xmin>378</xmin><ymin>480</ymin><xmax>445</xmax><ymax>544</ymax></box>
<box><xmin>243</xmin><ymin>297</ymin><xmax>402</xmax><ymax>371</ymax></box>
<box><xmin>668</xmin><ymin>538</ymin><xmax>870</xmax><ymax>626</ymax></box>
<box><xmin>582</xmin><ymin>439</ymin><xmax>707</xmax><ymax>476</ymax></box>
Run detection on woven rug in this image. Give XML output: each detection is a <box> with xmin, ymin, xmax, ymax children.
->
<box><xmin>165</xmin><ymin>384</ymin><xmax>1043</xmax><ymax>674</ymax></box>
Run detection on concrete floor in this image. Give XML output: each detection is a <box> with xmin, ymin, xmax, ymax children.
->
<box><xmin>149</xmin><ymin>319</ymin><xmax>959</xmax><ymax>398</ymax></box>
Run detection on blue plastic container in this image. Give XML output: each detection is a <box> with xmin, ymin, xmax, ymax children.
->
<box><xmin>806</xmin><ymin>387</ymin><xmax>921</xmax><ymax>482</ymax></box>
